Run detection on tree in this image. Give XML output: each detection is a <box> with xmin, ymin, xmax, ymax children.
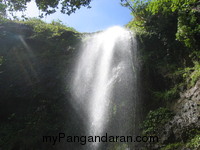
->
<box><xmin>0</xmin><ymin>0</ymin><xmax>91</xmax><ymax>17</ymax></box>
<box><xmin>0</xmin><ymin>2</ymin><xmax>6</xmax><ymax>17</ymax></box>
<box><xmin>122</xmin><ymin>0</ymin><xmax>200</xmax><ymax>50</ymax></box>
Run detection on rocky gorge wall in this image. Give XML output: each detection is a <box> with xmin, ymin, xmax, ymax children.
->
<box><xmin>147</xmin><ymin>80</ymin><xmax>200</xmax><ymax>150</ymax></box>
<box><xmin>0</xmin><ymin>20</ymin><xmax>87</xmax><ymax>150</ymax></box>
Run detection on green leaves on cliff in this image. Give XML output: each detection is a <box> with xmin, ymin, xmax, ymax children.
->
<box><xmin>147</xmin><ymin>0</ymin><xmax>200</xmax><ymax>49</ymax></box>
<box><xmin>22</xmin><ymin>18</ymin><xmax>77</xmax><ymax>39</ymax></box>
<box><xmin>141</xmin><ymin>107</ymin><xmax>174</xmax><ymax>135</ymax></box>
<box><xmin>153</xmin><ymin>85</ymin><xmax>179</xmax><ymax>102</ymax></box>
<box><xmin>124</xmin><ymin>1</ymin><xmax>200</xmax><ymax>149</ymax></box>
<box><xmin>124</xmin><ymin>0</ymin><xmax>200</xmax><ymax>104</ymax></box>
<box><xmin>186</xmin><ymin>134</ymin><xmax>200</xmax><ymax>149</ymax></box>
<box><xmin>182</xmin><ymin>61</ymin><xmax>200</xmax><ymax>88</ymax></box>
<box><xmin>0</xmin><ymin>19</ymin><xmax>82</xmax><ymax>150</ymax></box>
<box><xmin>126</xmin><ymin>0</ymin><xmax>200</xmax><ymax>49</ymax></box>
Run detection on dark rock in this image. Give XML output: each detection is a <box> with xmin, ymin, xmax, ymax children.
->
<box><xmin>154</xmin><ymin>80</ymin><xmax>200</xmax><ymax>148</ymax></box>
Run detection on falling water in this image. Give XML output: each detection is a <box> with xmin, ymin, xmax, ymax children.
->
<box><xmin>72</xmin><ymin>26</ymin><xmax>138</xmax><ymax>149</ymax></box>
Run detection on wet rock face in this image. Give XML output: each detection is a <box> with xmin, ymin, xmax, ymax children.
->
<box><xmin>175</xmin><ymin>80</ymin><xmax>200</xmax><ymax>127</ymax></box>
<box><xmin>160</xmin><ymin>80</ymin><xmax>200</xmax><ymax>145</ymax></box>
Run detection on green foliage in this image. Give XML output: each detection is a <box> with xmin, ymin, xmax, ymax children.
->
<box><xmin>15</xmin><ymin>18</ymin><xmax>80</xmax><ymax>56</ymax></box>
<box><xmin>176</xmin><ymin>10</ymin><xmax>200</xmax><ymax>49</ymax></box>
<box><xmin>125</xmin><ymin>0</ymin><xmax>200</xmax><ymax>149</ymax></box>
<box><xmin>0</xmin><ymin>16</ymin><xmax>9</xmax><ymax>23</ymax></box>
<box><xmin>125</xmin><ymin>0</ymin><xmax>200</xmax><ymax>105</ymax></box>
<box><xmin>1</xmin><ymin>0</ymin><xmax>91</xmax><ymax>17</ymax></box>
<box><xmin>147</xmin><ymin>0</ymin><xmax>197</xmax><ymax>14</ymax></box>
<box><xmin>148</xmin><ymin>0</ymin><xmax>200</xmax><ymax>49</ymax></box>
<box><xmin>124</xmin><ymin>0</ymin><xmax>151</xmax><ymax>33</ymax></box>
<box><xmin>107</xmin><ymin>143</ymin><xmax>129</xmax><ymax>150</ymax></box>
<box><xmin>126</xmin><ymin>0</ymin><xmax>200</xmax><ymax>48</ymax></box>
<box><xmin>0</xmin><ymin>2</ymin><xmax>7</xmax><ymax>17</ymax></box>
<box><xmin>161</xmin><ymin>142</ymin><xmax>184</xmax><ymax>150</ymax></box>
<box><xmin>186</xmin><ymin>134</ymin><xmax>200</xmax><ymax>149</ymax></box>
<box><xmin>171</xmin><ymin>61</ymin><xmax>200</xmax><ymax>89</ymax></box>
<box><xmin>22</xmin><ymin>18</ymin><xmax>78</xmax><ymax>38</ymax></box>
<box><xmin>153</xmin><ymin>85</ymin><xmax>179</xmax><ymax>102</ymax></box>
<box><xmin>0</xmin><ymin>18</ymin><xmax>80</xmax><ymax>59</ymax></box>
<box><xmin>141</xmin><ymin>107</ymin><xmax>174</xmax><ymax>135</ymax></box>
<box><xmin>185</xmin><ymin>129</ymin><xmax>200</xmax><ymax>140</ymax></box>
<box><xmin>0</xmin><ymin>19</ymin><xmax>83</xmax><ymax>149</ymax></box>
<box><xmin>183</xmin><ymin>61</ymin><xmax>200</xmax><ymax>88</ymax></box>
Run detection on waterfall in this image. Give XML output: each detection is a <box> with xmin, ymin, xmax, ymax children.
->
<box><xmin>71</xmin><ymin>26</ymin><xmax>138</xmax><ymax>149</ymax></box>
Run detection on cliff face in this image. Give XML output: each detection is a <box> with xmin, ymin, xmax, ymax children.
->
<box><xmin>142</xmin><ymin>80</ymin><xmax>200</xmax><ymax>150</ymax></box>
<box><xmin>0</xmin><ymin>20</ymin><xmax>86</xmax><ymax>150</ymax></box>
<box><xmin>135</xmin><ymin>18</ymin><xmax>200</xmax><ymax>149</ymax></box>
<box><xmin>159</xmin><ymin>80</ymin><xmax>200</xmax><ymax>149</ymax></box>
<box><xmin>130</xmin><ymin>1</ymin><xmax>200</xmax><ymax>148</ymax></box>
<box><xmin>172</xmin><ymin>80</ymin><xmax>200</xmax><ymax>131</ymax></box>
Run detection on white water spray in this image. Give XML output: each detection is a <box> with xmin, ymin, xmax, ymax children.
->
<box><xmin>72</xmin><ymin>26</ymin><xmax>138</xmax><ymax>149</ymax></box>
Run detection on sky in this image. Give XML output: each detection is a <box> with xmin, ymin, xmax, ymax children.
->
<box><xmin>16</xmin><ymin>0</ymin><xmax>133</xmax><ymax>33</ymax></box>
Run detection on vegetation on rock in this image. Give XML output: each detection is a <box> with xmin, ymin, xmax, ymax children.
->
<box><xmin>123</xmin><ymin>0</ymin><xmax>200</xmax><ymax>149</ymax></box>
<box><xmin>123</xmin><ymin>0</ymin><xmax>200</xmax><ymax>105</ymax></box>
<box><xmin>0</xmin><ymin>18</ymin><xmax>83</xmax><ymax>150</ymax></box>
<box><xmin>141</xmin><ymin>107</ymin><xmax>174</xmax><ymax>136</ymax></box>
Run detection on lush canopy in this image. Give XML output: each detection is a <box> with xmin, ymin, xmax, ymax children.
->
<box><xmin>0</xmin><ymin>0</ymin><xmax>91</xmax><ymax>17</ymax></box>
<box><xmin>122</xmin><ymin>0</ymin><xmax>200</xmax><ymax>49</ymax></box>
